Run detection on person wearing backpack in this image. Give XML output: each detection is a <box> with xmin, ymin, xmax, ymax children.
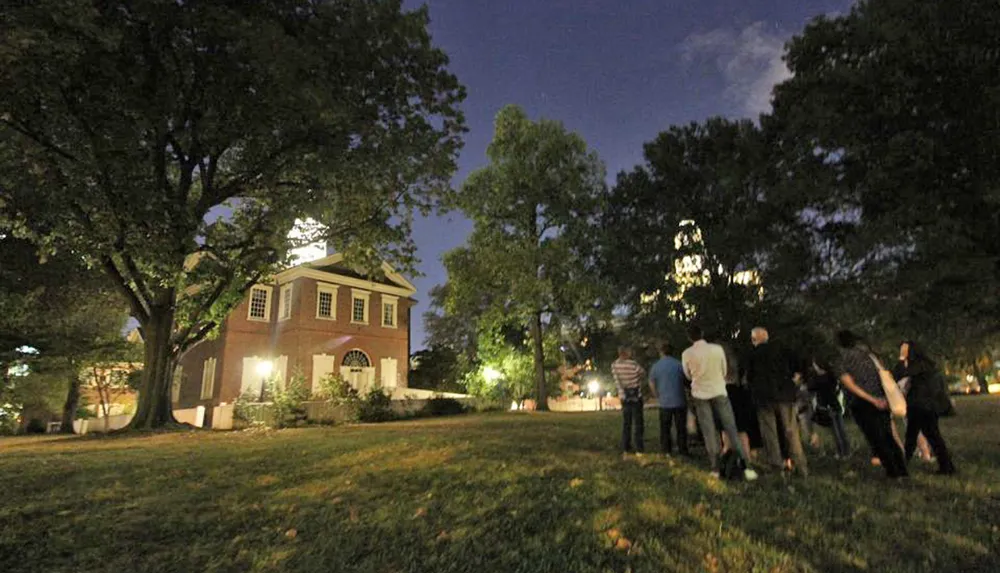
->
<box><xmin>611</xmin><ymin>346</ymin><xmax>646</xmax><ymax>457</ymax></box>
<box><xmin>893</xmin><ymin>340</ymin><xmax>957</xmax><ymax>475</ymax></box>
<box><xmin>807</xmin><ymin>357</ymin><xmax>851</xmax><ymax>459</ymax></box>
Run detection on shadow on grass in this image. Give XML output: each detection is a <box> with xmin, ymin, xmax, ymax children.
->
<box><xmin>2</xmin><ymin>401</ymin><xmax>999</xmax><ymax>572</ymax></box>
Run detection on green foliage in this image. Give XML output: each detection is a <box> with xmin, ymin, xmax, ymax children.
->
<box><xmin>0</xmin><ymin>0</ymin><xmax>465</xmax><ymax>428</ymax></box>
<box><xmin>268</xmin><ymin>368</ymin><xmax>310</xmax><ymax>429</ymax></box>
<box><xmin>408</xmin><ymin>346</ymin><xmax>464</xmax><ymax>393</ymax></box>
<box><xmin>356</xmin><ymin>386</ymin><xmax>396</xmax><ymax>423</ymax></box>
<box><xmin>312</xmin><ymin>372</ymin><xmax>361</xmax><ymax>407</ymax></box>
<box><xmin>439</xmin><ymin>105</ymin><xmax>609</xmax><ymax>409</ymax></box>
<box><xmin>767</xmin><ymin>0</ymin><xmax>1000</xmax><ymax>355</ymax></box>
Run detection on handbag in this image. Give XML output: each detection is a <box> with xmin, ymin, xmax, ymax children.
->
<box><xmin>811</xmin><ymin>403</ymin><xmax>834</xmax><ymax>427</ymax></box>
<box><xmin>869</xmin><ymin>354</ymin><xmax>907</xmax><ymax>418</ymax></box>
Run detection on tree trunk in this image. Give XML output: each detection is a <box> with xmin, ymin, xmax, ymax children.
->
<box><xmin>127</xmin><ymin>304</ymin><xmax>177</xmax><ymax>430</ymax></box>
<box><xmin>529</xmin><ymin>311</ymin><xmax>548</xmax><ymax>411</ymax></box>
<box><xmin>59</xmin><ymin>370</ymin><xmax>81</xmax><ymax>434</ymax></box>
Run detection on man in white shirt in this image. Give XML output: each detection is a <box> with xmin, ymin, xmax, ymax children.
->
<box><xmin>681</xmin><ymin>325</ymin><xmax>757</xmax><ymax>481</ymax></box>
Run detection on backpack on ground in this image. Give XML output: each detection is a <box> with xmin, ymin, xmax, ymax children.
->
<box><xmin>719</xmin><ymin>449</ymin><xmax>746</xmax><ymax>480</ymax></box>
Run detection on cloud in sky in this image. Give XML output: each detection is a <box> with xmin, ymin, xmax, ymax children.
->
<box><xmin>680</xmin><ymin>22</ymin><xmax>792</xmax><ymax>116</ymax></box>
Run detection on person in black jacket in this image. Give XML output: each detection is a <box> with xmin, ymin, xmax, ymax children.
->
<box><xmin>892</xmin><ymin>340</ymin><xmax>956</xmax><ymax>475</ymax></box>
<box><xmin>745</xmin><ymin>327</ymin><xmax>808</xmax><ymax>476</ymax></box>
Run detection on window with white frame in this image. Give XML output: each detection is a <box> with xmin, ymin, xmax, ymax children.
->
<box><xmin>200</xmin><ymin>357</ymin><xmax>217</xmax><ymax>400</ymax></box>
<box><xmin>278</xmin><ymin>284</ymin><xmax>293</xmax><ymax>321</ymax></box>
<box><xmin>381</xmin><ymin>295</ymin><xmax>398</xmax><ymax>328</ymax></box>
<box><xmin>351</xmin><ymin>289</ymin><xmax>370</xmax><ymax>324</ymax></box>
<box><xmin>316</xmin><ymin>283</ymin><xmax>339</xmax><ymax>320</ymax></box>
<box><xmin>247</xmin><ymin>285</ymin><xmax>272</xmax><ymax>321</ymax></box>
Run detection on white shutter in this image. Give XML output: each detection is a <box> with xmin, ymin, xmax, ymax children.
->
<box><xmin>380</xmin><ymin>358</ymin><xmax>398</xmax><ymax>389</ymax></box>
<box><xmin>312</xmin><ymin>354</ymin><xmax>336</xmax><ymax>395</ymax></box>
<box><xmin>241</xmin><ymin>357</ymin><xmax>261</xmax><ymax>396</ymax></box>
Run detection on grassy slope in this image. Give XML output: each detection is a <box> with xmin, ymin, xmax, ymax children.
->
<box><xmin>1</xmin><ymin>397</ymin><xmax>998</xmax><ymax>573</ymax></box>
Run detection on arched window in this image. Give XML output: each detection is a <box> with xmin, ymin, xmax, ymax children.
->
<box><xmin>342</xmin><ymin>350</ymin><xmax>371</xmax><ymax>368</ymax></box>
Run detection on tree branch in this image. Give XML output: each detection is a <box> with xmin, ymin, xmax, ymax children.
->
<box><xmin>1</xmin><ymin>119</ymin><xmax>79</xmax><ymax>163</ymax></box>
<box><xmin>101</xmin><ymin>255</ymin><xmax>151</xmax><ymax>323</ymax></box>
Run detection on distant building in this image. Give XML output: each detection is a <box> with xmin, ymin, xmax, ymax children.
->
<box><xmin>173</xmin><ymin>252</ymin><xmax>416</xmax><ymax>428</ymax></box>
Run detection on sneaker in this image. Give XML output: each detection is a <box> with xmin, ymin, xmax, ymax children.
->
<box><xmin>744</xmin><ymin>469</ymin><xmax>759</xmax><ymax>481</ymax></box>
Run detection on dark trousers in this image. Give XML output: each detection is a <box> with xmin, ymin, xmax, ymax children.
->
<box><xmin>829</xmin><ymin>409</ymin><xmax>851</xmax><ymax>457</ymax></box>
<box><xmin>621</xmin><ymin>401</ymin><xmax>645</xmax><ymax>453</ymax></box>
<box><xmin>851</xmin><ymin>400</ymin><xmax>908</xmax><ymax>478</ymax></box>
<box><xmin>905</xmin><ymin>406</ymin><xmax>956</xmax><ymax>473</ymax></box>
<box><xmin>659</xmin><ymin>407</ymin><xmax>688</xmax><ymax>454</ymax></box>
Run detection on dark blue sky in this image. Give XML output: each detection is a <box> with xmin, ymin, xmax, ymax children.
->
<box><xmin>406</xmin><ymin>0</ymin><xmax>851</xmax><ymax>348</ymax></box>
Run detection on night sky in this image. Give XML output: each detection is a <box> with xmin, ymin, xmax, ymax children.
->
<box><xmin>406</xmin><ymin>0</ymin><xmax>852</xmax><ymax>349</ymax></box>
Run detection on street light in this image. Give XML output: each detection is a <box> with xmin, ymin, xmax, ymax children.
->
<box><xmin>256</xmin><ymin>360</ymin><xmax>273</xmax><ymax>402</ymax></box>
<box><xmin>483</xmin><ymin>366</ymin><xmax>502</xmax><ymax>384</ymax></box>
<box><xmin>587</xmin><ymin>377</ymin><xmax>603</xmax><ymax>411</ymax></box>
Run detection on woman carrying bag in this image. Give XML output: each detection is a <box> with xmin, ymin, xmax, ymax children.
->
<box><xmin>893</xmin><ymin>340</ymin><xmax>957</xmax><ymax>475</ymax></box>
<box><xmin>834</xmin><ymin>330</ymin><xmax>909</xmax><ymax>479</ymax></box>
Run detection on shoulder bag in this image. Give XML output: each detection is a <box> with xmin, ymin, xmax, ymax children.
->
<box><xmin>869</xmin><ymin>354</ymin><xmax>907</xmax><ymax>418</ymax></box>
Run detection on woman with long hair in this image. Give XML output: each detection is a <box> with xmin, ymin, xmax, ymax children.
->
<box><xmin>893</xmin><ymin>340</ymin><xmax>957</xmax><ymax>475</ymax></box>
<box><xmin>834</xmin><ymin>330</ymin><xmax>908</xmax><ymax>479</ymax></box>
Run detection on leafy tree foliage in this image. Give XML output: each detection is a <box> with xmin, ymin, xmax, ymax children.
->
<box><xmin>599</xmin><ymin>118</ymin><xmax>813</xmax><ymax>347</ymax></box>
<box><xmin>441</xmin><ymin>105</ymin><xmax>606</xmax><ymax>409</ymax></box>
<box><xmin>767</xmin><ymin>0</ymin><xmax>1000</xmax><ymax>355</ymax></box>
<box><xmin>0</xmin><ymin>0</ymin><xmax>465</xmax><ymax>428</ymax></box>
<box><xmin>0</xmin><ymin>234</ymin><xmax>131</xmax><ymax>432</ymax></box>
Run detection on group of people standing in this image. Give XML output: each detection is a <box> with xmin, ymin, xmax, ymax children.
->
<box><xmin>609</xmin><ymin>325</ymin><xmax>957</xmax><ymax>481</ymax></box>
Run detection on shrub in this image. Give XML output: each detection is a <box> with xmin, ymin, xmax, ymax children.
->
<box><xmin>420</xmin><ymin>397</ymin><xmax>467</xmax><ymax>417</ymax></box>
<box><xmin>25</xmin><ymin>418</ymin><xmax>47</xmax><ymax>434</ymax></box>
<box><xmin>357</xmin><ymin>386</ymin><xmax>396</xmax><ymax>423</ymax></box>
<box><xmin>0</xmin><ymin>402</ymin><xmax>21</xmax><ymax>435</ymax></box>
<box><xmin>270</xmin><ymin>368</ymin><xmax>310</xmax><ymax>428</ymax></box>
<box><xmin>313</xmin><ymin>373</ymin><xmax>360</xmax><ymax>406</ymax></box>
<box><xmin>233</xmin><ymin>390</ymin><xmax>271</xmax><ymax>428</ymax></box>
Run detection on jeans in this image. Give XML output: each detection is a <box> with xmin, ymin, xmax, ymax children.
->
<box><xmin>757</xmin><ymin>402</ymin><xmax>809</xmax><ymax>476</ymax></box>
<box><xmin>659</xmin><ymin>407</ymin><xmax>689</xmax><ymax>454</ymax></box>
<box><xmin>828</xmin><ymin>408</ymin><xmax>851</xmax><ymax>457</ymax></box>
<box><xmin>692</xmin><ymin>395</ymin><xmax>749</xmax><ymax>471</ymax></box>
<box><xmin>621</xmin><ymin>401</ymin><xmax>645</xmax><ymax>453</ymax></box>
<box><xmin>905</xmin><ymin>406</ymin><xmax>956</xmax><ymax>473</ymax></box>
<box><xmin>851</xmin><ymin>400</ymin><xmax>908</xmax><ymax>478</ymax></box>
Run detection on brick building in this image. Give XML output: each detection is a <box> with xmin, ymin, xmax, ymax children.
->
<box><xmin>173</xmin><ymin>254</ymin><xmax>415</xmax><ymax>425</ymax></box>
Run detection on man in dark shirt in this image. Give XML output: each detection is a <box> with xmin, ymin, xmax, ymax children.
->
<box><xmin>745</xmin><ymin>327</ymin><xmax>808</xmax><ymax>476</ymax></box>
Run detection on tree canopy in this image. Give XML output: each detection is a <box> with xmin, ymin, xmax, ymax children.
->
<box><xmin>0</xmin><ymin>0</ymin><xmax>465</xmax><ymax>428</ymax></box>
<box><xmin>439</xmin><ymin>105</ymin><xmax>607</xmax><ymax>409</ymax></box>
<box><xmin>768</xmin><ymin>0</ymin><xmax>1000</xmax><ymax>354</ymax></box>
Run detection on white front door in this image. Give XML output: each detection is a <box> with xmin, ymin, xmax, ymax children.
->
<box><xmin>341</xmin><ymin>366</ymin><xmax>376</xmax><ymax>394</ymax></box>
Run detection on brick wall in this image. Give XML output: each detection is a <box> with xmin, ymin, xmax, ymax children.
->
<box><xmin>178</xmin><ymin>273</ymin><xmax>413</xmax><ymax>411</ymax></box>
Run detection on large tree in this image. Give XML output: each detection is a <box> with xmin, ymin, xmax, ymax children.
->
<box><xmin>767</xmin><ymin>0</ymin><xmax>1000</xmax><ymax>353</ymax></box>
<box><xmin>0</xmin><ymin>1</ymin><xmax>464</xmax><ymax>428</ymax></box>
<box><xmin>443</xmin><ymin>105</ymin><xmax>606</xmax><ymax>410</ymax></box>
<box><xmin>599</xmin><ymin>118</ymin><xmax>813</xmax><ymax>346</ymax></box>
<box><xmin>0</xmin><ymin>234</ymin><xmax>130</xmax><ymax>432</ymax></box>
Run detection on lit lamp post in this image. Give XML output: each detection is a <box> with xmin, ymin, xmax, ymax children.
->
<box><xmin>256</xmin><ymin>360</ymin><xmax>273</xmax><ymax>402</ymax></box>
<box><xmin>587</xmin><ymin>378</ymin><xmax>602</xmax><ymax>411</ymax></box>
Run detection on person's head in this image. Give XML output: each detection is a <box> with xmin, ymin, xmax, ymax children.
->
<box><xmin>617</xmin><ymin>345</ymin><xmax>633</xmax><ymax>360</ymax></box>
<box><xmin>836</xmin><ymin>329</ymin><xmax>862</xmax><ymax>349</ymax></box>
<box><xmin>750</xmin><ymin>327</ymin><xmax>769</xmax><ymax>347</ymax></box>
<box><xmin>686</xmin><ymin>324</ymin><xmax>704</xmax><ymax>342</ymax></box>
<box><xmin>659</xmin><ymin>341</ymin><xmax>672</xmax><ymax>357</ymax></box>
<box><xmin>900</xmin><ymin>340</ymin><xmax>935</xmax><ymax>367</ymax></box>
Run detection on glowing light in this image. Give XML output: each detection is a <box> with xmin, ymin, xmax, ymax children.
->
<box><xmin>988</xmin><ymin>383</ymin><xmax>1000</xmax><ymax>394</ymax></box>
<box><xmin>256</xmin><ymin>360</ymin><xmax>274</xmax><ymax>377</ymax></box>
<box><xmin>483</xmin><ymin>367</ymin><xmax>502</xmax><ymax>383</ymax></box>
<box><xmin>587</xmin><ymin>380</ymin><xmax>600</xmax><ymax>395</ymax></box>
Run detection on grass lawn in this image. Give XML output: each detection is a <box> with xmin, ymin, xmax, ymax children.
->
<box><xmin>2</xmin><ymin>397</ymin><xmax>999</xmax><ymax>573</ymax></box>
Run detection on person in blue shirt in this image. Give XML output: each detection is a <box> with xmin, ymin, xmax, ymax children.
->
<box><xmin>648</xmin><ymin>341</ymin><xmax>690</xmax><ymax>456</ymax></box>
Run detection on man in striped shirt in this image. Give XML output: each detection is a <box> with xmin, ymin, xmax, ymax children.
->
<box><xmin>612</xmin><ymin>346</ymin><xmax>646</xmax><ymax>455</ymax></box>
